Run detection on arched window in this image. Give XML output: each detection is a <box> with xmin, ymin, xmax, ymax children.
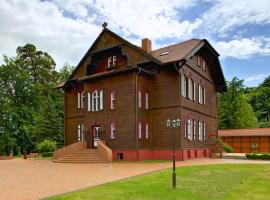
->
<box><xmin>188</xmin><ymin>78</ymin><xmax>193</xmax><ymax>100</ymax></box>
<box><xmin>181</xmin><ymin>74</ymin><xmax>187</xmax><ymax>97</ymax></box>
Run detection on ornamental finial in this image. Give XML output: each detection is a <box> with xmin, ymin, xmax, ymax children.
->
<box><xmin>102</xmin><ymin>22</ymin><xmax>108</xmax><ymax>30</ymax></box>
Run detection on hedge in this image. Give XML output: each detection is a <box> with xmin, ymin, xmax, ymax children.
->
<box><xmin>42</xmin><ymin>152</ymin><xmax>53</xmax><ymax>157</ymax></box>
<box><xmin>246</xmin><ymin>153</ymin><xmax>270</xmax><ymax>160</ymax></box>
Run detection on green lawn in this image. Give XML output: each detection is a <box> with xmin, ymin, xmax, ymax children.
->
<box><xmin>48</xmin><ymin>164</ymin><xmax>270</xmax><ymax>200</ymax></box>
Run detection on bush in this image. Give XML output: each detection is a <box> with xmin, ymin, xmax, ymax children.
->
<box><xmin>246</xmin><ymin>153</ymin><xmax>270</xmax><ymax>160</ymax></box>
<box><xmin>42</xmin><ymin>152</ymin><xmax>53</xmax><ymax>157</ymax></box>
<box><xmin>36</xmin><ymin>139</ymin><xmax>57</xmax><ymax>153</ymax></box>
<box><xmin>224</xmin><ymin>145</ymin><xmax>234</xmax><ymax>153</ymax></box>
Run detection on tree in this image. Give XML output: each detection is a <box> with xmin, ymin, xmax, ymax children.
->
<box><xmin>219</xmin><ymin>77</ymin><xmax>258</xmax><ymax>129</ymax></box>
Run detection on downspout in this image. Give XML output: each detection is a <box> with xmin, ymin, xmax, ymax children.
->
<box><xmin>173</xmin><ymin>60</ymin><xmax>185</xmax><ymax>161</ymax></box>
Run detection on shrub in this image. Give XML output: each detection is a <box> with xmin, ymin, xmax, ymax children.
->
<box><xmin>224</xmin><ymin>145</ymin><xmax>234</xmax><ymax>153</ymax></box>
<box><xmin>36</xmin><ymin>139</ymin><xmax>57</xmax><ymax>153</ymax></box>
<box><xmin>246</xmin><ymin>153</ymin><xmax>270</xmax><ymax>160</ymax></box>
<box><xmin>42</xmin><ymin>152</ymin><xmax>53</xmax><ymax>157</ymax></box>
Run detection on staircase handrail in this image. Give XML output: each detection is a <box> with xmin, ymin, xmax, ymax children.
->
<box><xmin>97</xmin><ymin>140</ymin><xmax>112</xmax><ymax>163</ymax></box>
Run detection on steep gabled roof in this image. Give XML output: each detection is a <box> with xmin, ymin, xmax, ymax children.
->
<box><xmin>151</xmin><ymin>39</ymin><xmax>202</xmax><ymax>63</ymax></box>
<box><xmin>151</xmin><ymin>39</ymin><xmax>226</xmax><ymax>92</ymax></box>
<box><xmin>64</xmin><ymin>28</ymin><xmax>226</xmax><ymax>92</ymax></box>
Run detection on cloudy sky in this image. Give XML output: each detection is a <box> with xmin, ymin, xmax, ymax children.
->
<box><xmin>0</xmin><ymin>0</ymin><xmax>270</xmax><ymax>87</ymax></box>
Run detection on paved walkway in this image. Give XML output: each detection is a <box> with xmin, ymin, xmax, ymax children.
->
<box><xmin>0</xmin><ymin>158</ymin><xmax>269</xmax><ymax>200</ymax></box>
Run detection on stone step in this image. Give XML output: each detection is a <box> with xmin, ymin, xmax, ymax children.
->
<box><xmin>221</xmin><ymin>153</ymin><xmax>246</xmax><ymax>160</ymax></box>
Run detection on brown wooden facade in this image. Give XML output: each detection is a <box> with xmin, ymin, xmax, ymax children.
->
<box><xmin>219</xmin><ymin>128</ymin><xmax>270</xmax><ymax>153</ymax></box>
<box><xmin>60</xmin><ymin>27</ymin><xmax>226</xmax><ymax>161</ymax></box>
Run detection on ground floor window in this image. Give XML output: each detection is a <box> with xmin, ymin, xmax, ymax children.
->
<box><xmin>77</xmin><ymin>124</ymin><xmax>84</xmax><ymax>141</ymax></box>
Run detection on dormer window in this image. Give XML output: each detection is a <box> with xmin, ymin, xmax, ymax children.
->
<box><xmin>107</xmin><ymin>56</ymin><xmax>117</xmax><ymax>69</ymax></box>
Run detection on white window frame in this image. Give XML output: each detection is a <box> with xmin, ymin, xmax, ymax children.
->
<box><xmin>145</xmin><ymin>92</ymin><xmax>149</xmax><ymax>109</ymax></box>
<box><xmin>77</xmin><ymin>124</ymin><xmax>81</xmax><ymax>141</ymax></box>
<box><xmin>203</xmin><ymin>87</ymin><xmax>206</xmax><ymax>105</ymax></box>
<box><xmin>199</xmin><ymin>84</ymin><xmax>203</xmax><ymax>104</ymax></box>
<box><xmin>203</xmin><ymin>122</ymin><xmax>206</xmax><ymax>141</ymax></box>
<box><xmin>110</xmin><ymin>122</ymin><xmax>116</xmax><ymax>139</ymax></box>
<box><xmin>107</xmin><ymin>56</ymin><xmax>112</xmax><ymax>68</ymax></box>
<box><xmin>138</xmin><ymin>90</ymin><xmax>142</xmax><ymax>108</ymax></box>
<box><xmin>188</xmin><ymin>78</ymin><xmax>193</xmax><ymax>100</ymax></box>
<box><xmin>112</xmin><ymin>56</ymin><xmax>117</xmax><ymax>67</ymax></box>
<box><xmin>193</xmin><ymin>81</ymin><xmax>196</xmax><ymax>101</ymax></box>
<box><xmin>145</xmin><ymin>123</ymin><xmax>149</xmax><ymax>139</ymax></box>
<box><xmin>198</xmin><ymin>122</ymin><xmax>203</xmax><ymax>141</ymax></box>
<box><xmin>81</xmin><ymin>91</ymin><xmax>85</xmax><ymax>108</ymax></box>
<box><xmin>193</xmin><ymin>120</ymin><xmax>196</xmax><ymax>140</ymax></box>
<box><xmin>138</xmin><ymin>122</ymin><xmax>142</xmax><ymax>139</ymax></box>
<box><xmin>187</xmin><ymin>119</ymin><xmax>193</xmax><ymax>140</ymax></box>
<box><xmin>87</xmin><ymin>92</ymin><xmax>91</xmax><ymax>111</ymax></box>
<box><xmin>181</xmin><ymin>75</ymin><xmax>186</xmax><ymax>98</ymax></box>
<box><xmin>110</xmin><ymin>92</ymin><xmax>116</xmax><ymax>110</ymax></box>
<box><xmin>77</xmin><ymin>92</ymin><xmax>81</xmax><ymax>109</ymax></box>
<box><xmin>99</xmin><ymin>90</ymin><xmax>103</xmax><ymax>110</ymax></box>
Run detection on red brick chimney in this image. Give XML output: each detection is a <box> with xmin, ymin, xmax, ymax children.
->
<box><xmin>141</xmin><ymin>38</ymin><xmax>152</xmax><ymax>53</ymax></box>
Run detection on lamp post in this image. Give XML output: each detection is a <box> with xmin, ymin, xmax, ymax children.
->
<box><xmin>167</xmin><ymin>118</ymin><xmax>181</xmax><ymax>189</ymax></box>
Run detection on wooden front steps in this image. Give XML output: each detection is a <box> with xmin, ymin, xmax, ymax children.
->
<box><xmin>53</xmin><ymin>149</ymin><xmax>105</xmax><ymax>163</ymax></box>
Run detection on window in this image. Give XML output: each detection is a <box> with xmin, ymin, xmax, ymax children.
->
<box><xmin>138</xmin><ymin>122</ymin><xmax>142</xmax><ymax>139</ymax></box>
<box><xmin>87</xmin><ymin>92</ymin><xmax>91</xmax><ymax>111</ymax></box>
<box><xmin>107</xmin><ymin>56</ymin><xmax>117</xmax><ymax>69</ymax></box>
<box><xmin>203</xmin><ymin>122</ymin><xmax>206</xmax><ymax>141</ymax></box>
<box><xmin>193</xmin><ymin>81</ymin><xmax>196</xmax><ymax>101</ymax></box>
<box><xmin>90</xmin><ymin>90</ymin><xmax>103</xmax><ymax>112</ymax></box>
<box><xmin>197</xmin><ymin>55</ymin><xmax>201</xmax><ymax>67</ymax></box>
<box><xmin>198</xmin><ymin>122</ymin><xmax>203</xmax><ymax>141</ymax></box>
<box><xmin>184</xmin><ymin>120</ymin><xmax>187</xmax><ymax>138</ymax></box>
<box><xmin>188</xmin><ymin>78</ymin><xmax>193</xmax><ymax>100</ymax></box>
<box><xmin>187</xmin><ymin>119</ymin><xmax>193</xmax><ymax>140</ymax></box>
<box><xmin>193</xmin><ymin>120</ymin><xmax>196</xmax><ymax>140</ymax></box>
<box><xmin>199</xmin><ymin>84</ymin><xmax>205</xmax><ymax>105</ymax></box>
<box><xmin>202</xmin><ymin>59</ymin><xmax>206</xmax><ymax>71</ymax></box>
<box><xmin>110</xmin><ymin>92</ymin><xmax>116</xmax><ymax>109</ymax></box>
<box><xmin>77</xmin><ymin>92</ymin><xmax>81</xmax><ymax>108</ymax></box>
<box><xmin>138</xmin><ymin>90</ymin><xmax>142</xmax><ymax>108</ymax></box>
<box><xmin>110</xmin><ymin>123</ymin><xmax>116</xmax><ymax>139</ymax></box>
<box><xmin>145</xmin><ymin>123</ymin><xmax>149</xmax><ymax>139</ymax></box>
<box><xmin>145</xmin><ymin>92</ymin><xmax>149</xmax><ymax>109</ymax></box>
<box><xmin>77</xmin><ymin>124</ymin><xmax>84</xmax><ymax>141</ymax></box>
<box><xmin>77</xmin><ymin>91</ymin><xmax>85</xmax><ymax>109</ymax></box>
<box><xmin>181</xmin><ymin>74</ymin><xmax>187</xmax><ymax>97</ymax></box>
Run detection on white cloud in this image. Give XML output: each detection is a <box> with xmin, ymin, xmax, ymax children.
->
<box><xmin>202</xmin><ymin>0</ymin><xmax>270</xmax><ymax>35</ymax></box>
<box><xmin>213</xmin><ymin>37</ymin><xmax>270</xmax><ymax>59</ymax></box>
<box><xmin>0</xmin><ymin>0</ymin><xmax>100</xmax><ymax>69</ymax></box>
<box><xmin>244</xmin><ymin>73</ymin><xmax>270</xmax><ymax>87</ymax></box>
<box><xmin>245</xmin><ymin>73</ymin><xmax>269</xmax><ymax>82</ymax></box>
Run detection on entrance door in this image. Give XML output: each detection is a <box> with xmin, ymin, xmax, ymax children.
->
<box><xmin>93</xmin><ymin>126</ymin><xmax>101</xmax><ymax>148</ymax></box>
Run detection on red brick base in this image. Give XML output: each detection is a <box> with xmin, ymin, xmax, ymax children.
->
<box><xmin>112</xmin><ymin>148</ymin><xmax>211</xmax><ymax>161</ymax></box>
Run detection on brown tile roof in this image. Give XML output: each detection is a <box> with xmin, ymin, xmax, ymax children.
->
<box><xmin>218</xmin><ymin>128</ymin><xmax>270</xmax><ymax>137</ymax></box>
<box><xmin>150</xmin><ymin>39</ymin><xmax>202</xmax><ymax>63</ymax></box>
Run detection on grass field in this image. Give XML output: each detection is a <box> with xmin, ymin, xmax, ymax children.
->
<box><xmin>48</xmin><ymin>164</ymin><xmax>270</xmax><ymax>200</ymax></box>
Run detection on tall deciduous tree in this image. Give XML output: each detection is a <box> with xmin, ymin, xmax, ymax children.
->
<box><xmin>219</xmin><ymin>77</ymin><xmax>258</xmax><ymax>129</ymax></box>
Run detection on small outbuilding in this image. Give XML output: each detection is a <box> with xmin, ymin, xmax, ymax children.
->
<box><xmin>219</xmin><ymin>128</ymin><xmax>270</xmax><ymax>153</ymax></box>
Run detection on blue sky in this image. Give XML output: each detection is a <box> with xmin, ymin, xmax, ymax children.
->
<box><xmin>0</xmin><ymin>0</ymin><xmax>269</xmax><ymax>87</ymax></box>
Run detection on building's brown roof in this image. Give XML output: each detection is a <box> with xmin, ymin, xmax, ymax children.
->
<box><xmin>218</xmin><ymin>128</ymin><xmax>270</xmax><ymax>137</ymax></box>
<box><xmin>151</xmin><ymin>39</ymin><xmax>202</xmax><ymax>63</ymax></box>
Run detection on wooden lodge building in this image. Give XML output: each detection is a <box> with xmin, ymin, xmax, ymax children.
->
<box><xmin>56</xmin><ymin>25</ymin><xmax>226</xmax><ymax>162</ymax></box>
<box><xmin>219</xmin><ymin>128</ymin><xmax>270</xmax><ymax>153</ymax></box>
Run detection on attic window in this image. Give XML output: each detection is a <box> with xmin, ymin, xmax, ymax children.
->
<box><xmin>160</xmin><ymin>51</ymin><xmax>170</xmax><ymax>56</ymax></box>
